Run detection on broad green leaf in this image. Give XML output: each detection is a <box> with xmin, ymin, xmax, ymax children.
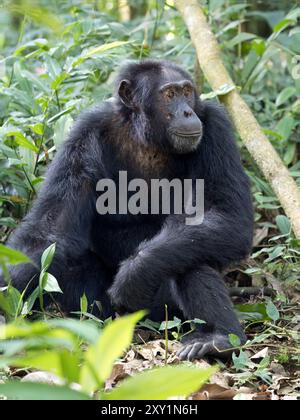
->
<box><xmin>289</xmin><ymin>27</ymin><xmax>300</xmax><ymax>36</ymax></box>
<box><xmin>49</xmin><ymin>318</ymin><xmax>100</xmax><ymax>344</ymax></box>
<box><xmin>226</xmin><ymin>32</ymin><xmax>257</xmax><ymax>49</ymax></box>
<box><xmin>22</xmin><ymin>287</ymin><xmax>39</xmax><ymax>316</ymax></box>
<box><xmin>265</xmin><ymin>246</ymin><xmax>285</xmax><ymax>263</ymax></box>
<box><xmin>43</xmin><ymin>273</ymin><xmax>63</xmax><ymax>294</ymax></box>
<box><xmin>276</xmin><ymin>115</ymin><xmax>295</xmax><ymax>141</ymax></box>
<box><xmin>266</xmin><ymin>300</ymin><xmax>280</xmax><ymax>322</ymax></box>
<box><xmin>235</xmin><ymin>303</ymin><xmax>272</xmax><ymax>322</ymax></box>
<box><xmin>0</xmin><ymin>382</ymin><xmax>89</xmax><ymax>400</ymax></box>
<box><xmin>13</xmin><ymin>38</ymin><xmax>48</xmax><ymax>56</ymax></box>
<box><xmin>192</xmin><ymin>318</ymin><xmax>206</xmax><ymax>325</ymax></box>
<box><xmin>273</xmin><ymin>19</ymin><xmax>293</xmax><ymax>33</ymax></box>
<box><xmin>0</xmin><ymin>321</ymin><xmax>51</xmax><ymax>340</ymax></box>
<box><xmin>80</xmin><ymin>311</ymin><xmax>145</xmax><ymax>393</ymax></box>
<box><xmin>201</xmin><ymin>84</ymin><xmax>235</xmax><ymax>100</ymax></box>
<box><xmin>28</xmin><ymin>123</ymin><xmax>44</xmax><ymax>136</ymax></box>
<box><xmin>159</xmin><ymin>316</ymin><xmax>181</xmax><ymax>330</ymax></box>
<box><xmin>51</xmin><ymin>72</ymin><xmax>68</xmax><ymax>90</ymax></box>
<box><xmin>5</xmin><ymin>131</ymin><xmax>38</xmax><ymax>153</ymax></box>
<box><xmin>228</xmin><ymin>334</ymin><xmax>241</xmax><ymax>347</ymax></box>
<box><xmin>0</xmin><ymin>286</ymin><xmax>22</xmax><ymax>318</ymax></box>
<box><xmin>0</xmin><ymin>245</ymin><xmax>31</xmax><ymax>266</ymax></box>
<box><xmin>286</xmin><ymin>8</ymin><xmax>300</xmax><ymax>20</ymax></box>
<box><xmin>275</xmin><ymin>215</ymin><xmax>291</xmax><ymax>235</ymax></box>
<box><xmin>276</xmin><ymin>87</ymin><xmax>296</xmax><ymax>107</ymax></box>
<box><xmin>41</xmin><ymin>244</ymin><xmax>56</xmax><ymax>271</ymax></box>
<box><xmin>232</xmin><ymin>350</ymin><xmax>248</xmax><ymax>370</ymax></box>
<box><xmin>105</xmin><ymin>366</ymin><xmax>216</xmax><ymax>400</ymax></box>
<box><xmin>5</xmin><ymin>350</ymin><xmax>80</xmax><ymax>383</ymax></box>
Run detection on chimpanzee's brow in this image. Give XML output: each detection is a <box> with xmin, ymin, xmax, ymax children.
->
<box><xmin>159</xmin><ymin>80</ymin><xmax>194</xmax><ymax>91</ymax></box>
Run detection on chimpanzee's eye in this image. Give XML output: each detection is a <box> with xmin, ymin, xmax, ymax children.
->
<box><xmin>183</xmin><ymin>86</ymin><xmax>193</xmax><ymax>97</ymax></box>
<box><xmin>166</xmin><ymin>89</ymin><xmax>175</xmax><ymax>99</ymax></box>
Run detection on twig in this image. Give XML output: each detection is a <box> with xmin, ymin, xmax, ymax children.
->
<box><xmin>229</xmin><ymin>287</ymin><xmax>274</xmax><ymax>297</ymax></box>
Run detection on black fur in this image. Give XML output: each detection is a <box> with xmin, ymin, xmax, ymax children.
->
<box><xmin>0</xmin><ymin>60</ymin><xmax>253</xmax><ymax>359</ymax></box>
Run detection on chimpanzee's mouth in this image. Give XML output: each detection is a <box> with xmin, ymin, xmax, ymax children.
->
<box><xmin>174</xmin><ymin>131</ymin><xmax>202</xmax><ymax>138</ymax></box>
<box><xmin>170</xmin><ymin>131</ymin><xmax>202</xmax><ymax>154</ymax></box>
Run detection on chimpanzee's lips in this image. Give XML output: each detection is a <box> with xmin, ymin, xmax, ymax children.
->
<box><xmin>174</xmin><ymin>131</ymin><xmax>202</xmax><ymax>138</ymax></box>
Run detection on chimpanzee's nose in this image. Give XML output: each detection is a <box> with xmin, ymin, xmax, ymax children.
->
<box><xmin>184</xmin><ymin>110</ymin><xmax>193</xmax><ymax>118</ymax></box>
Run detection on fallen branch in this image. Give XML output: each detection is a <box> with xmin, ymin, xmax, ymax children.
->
<box><xmin>229</xmin><ymin>287</ymin><xmax>274</xmax><ymax>298</ymax></box>
<box><xmin>175</xmin><ymin>0</ymin><xmax>300</xmax><ymax>238</ymax></box>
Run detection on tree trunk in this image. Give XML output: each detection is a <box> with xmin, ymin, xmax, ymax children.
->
<box><xmin>175</xmin><ymin>0</ymin><xmax>300</xmax><ymax>238</ymax></box>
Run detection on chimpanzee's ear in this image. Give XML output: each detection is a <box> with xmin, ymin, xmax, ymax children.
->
<box><xmin>118</xmin><ymin>79</ymin><xmax>134</xmax><ymax>108</ymax></box>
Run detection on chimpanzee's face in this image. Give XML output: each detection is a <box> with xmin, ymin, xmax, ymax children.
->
<box><xmin>156</xmin><ymin>71</ymin><xmax>203</xmax><ymax>154</ymax></box>
<box><xmin>117</xmin><ymin>65</ymin><xmax>203</xmax><ymax>154</ymax></box>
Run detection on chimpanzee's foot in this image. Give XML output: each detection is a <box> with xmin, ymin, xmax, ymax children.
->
<box><xmin>177</xmin><ymin>331</ymin><xmax>241</xmax><ymax>361</ymax></box>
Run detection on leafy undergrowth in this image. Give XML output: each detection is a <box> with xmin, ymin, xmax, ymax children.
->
<box><xmin>108</xmin><ymin>298</ymin><xmax>300</xmax><ymax>400</ymax></box>
<box><xmin>0</xmin><ymin>290</ymin><xmax>299</xmax><ymax>400</ymax></box>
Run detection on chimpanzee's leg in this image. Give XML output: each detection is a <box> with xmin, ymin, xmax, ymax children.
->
<box><xmin>173</xmin><ymin>265</ymin><xmax>246</xmax><ymax>360</ymax></box>
<box><xmin>55</xmin><ymin>252</ymin><xmax>114</xmax><ymax>318</ymax></box>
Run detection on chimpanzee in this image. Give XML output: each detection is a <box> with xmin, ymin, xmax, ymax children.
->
<box><xmin>0</xmin><ymin>60</ymin><xmax>253</xmax><ymax>360</ymax></box>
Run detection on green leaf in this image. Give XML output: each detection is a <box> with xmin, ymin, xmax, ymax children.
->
<box><xmin>241</xmin><ymin>49</ymin><xmax>259</xmax><ymax>83</ymax></box>
<box><xmin>276</xmin><ymin>115</ymin><xmax>295</xmax><ymax>141</ymax></box>
<box><xmin>41</xmin><ymin>244</ymin><xmax>56</xmax><ymax>271</ymax></box>
<box><xmin>276</xmin><ymin>87</ymin><xmax>296</xmax><ymax>107</ymax></box>
<box><xmin>51</xmin><ymin>72</ymin><xmax>68</xmax><ymax>90</ymax></box>
<box><xmin>28</xmin><ymin>123</ymin><xmax>44</xmax><ymax>136</ymax></box>
<box><xmin>5</xmin><ymin>131</ymin><xmax>38</xmax><ymax>153</ymax></box>
<box><xmin>192</xmin><ymin>318</ymin><xmax>206</xmax><ymax>325</ymax></box>
<box><xmin>80</xmin><ymin>311</ymin><xmax>145</xmax><ymax>393</ymax></box>
<box><xmin>72</xmin><ymin>41</ymin><xmax>129</xmax><ymax>68</ymax></box>
<box><xmin>265</xmin><ymin>246</ymin><xmax>285</xmax><ymax>263</ymax></box>
<box><xmin>0</xmin><ymin>382</ymin><xmax>89</xmax><ymax>400</ymax></box>
<box><xmin>235</xmin><ymin>303</ymin><xmax>271</xmax><ymax>322</ymax></box>
<box><xmin>0</xmin><ymin>321</ymin><xmax>51</xmax><ymax>340</ymax></box>
<box><xmin>49</xmin><ymin>318</ymin><xmax>99</xmax><ymax>344</ymax></box>
<box><xmin>22</xmin><ymin>287</ymin><xmax>39</xmax><ymax>316</ymax></box>
<box><xmin>201</xmin><ymin>84</ymin><xmax>235</xmax><ymax>100</ymax></box>
<box><xmin>159</xmin><ymin>317</ymin><xmax>181</xmax><ymax>330</ymax></box>
<box><xmin>289</xmin><ymin>27</ymin><xmax>300</xmax><ymax>37</ymax></box>
<box><xmin>0</xmin><ymin>245</ymin><xmax>31</xmax><ymax>266</ymax></box>
<box><xmin>80</xmin><ymin>294</ymin><xmax>88</xmax><ymax>314</ymax></box>
<box><xmin>266</xmin><ymin>300</ymin><xmax>280</xmax><ymax>322</ymax></box>
<box><xmin>275</xmin><ymin>215</ymin><xmax>291</xmax><ymax>236</ymax></box>
<box><xmin>286</xmin><ymin>8</ymin><xmax>300</xmax><ymax>20</ymax></box>
<box><xmin>273</xmin><ymin>19</ymin><xmax>293</xmax><ymax>33</ymax></box>
<box><xmin>226</xmin><ymin>32</ymin><xmax>257</xmax><ymax>49</ymax></box>
<box><xmin>6</xmin><ymin>350</ymin><xmax>80</xmax><ymax>383</ymax></box>
<box><xmin>232</xmin><ymin>350</ymin><xmax>248</xmax><ymax>370</ymax></box>
<box><xmin>0</xmin><ymin>286</ymin><xmax>22</xmax><ymax>318</ymax></box>
<box><xmin>228</xmin><ymin>334</ymin><xmax>241</xmax><ymax>347</ymax></box>
<box><xmin>43</xmin><ymin>273</ymin><xmax>63</xmax><ymax>294</ymax></box>
<box><xmin>104</xmin><ymin>366</ymin><xmax>216</xmax><ymax>400</ymax></box>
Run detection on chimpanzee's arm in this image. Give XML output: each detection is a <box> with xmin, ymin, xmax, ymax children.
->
<box><xmin>1</xmin><ymin>108</ymin><xmax>108</xmax><ymax>292</ymax></box>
